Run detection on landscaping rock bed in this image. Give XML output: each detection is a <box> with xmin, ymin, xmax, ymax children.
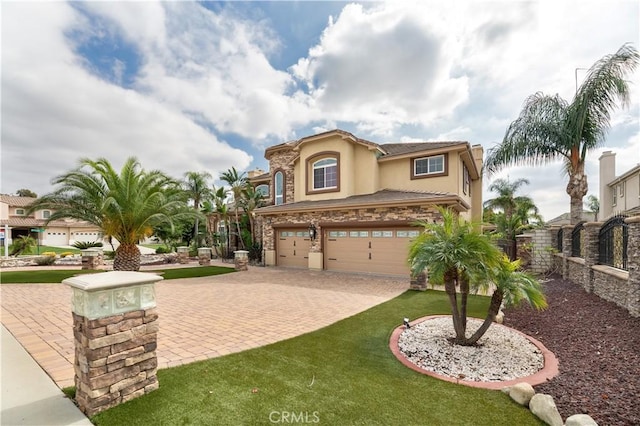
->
<box><xmin>504</xmin><ymin>275</ymin><xmax>640</xmax><ymax>426</ymax></box>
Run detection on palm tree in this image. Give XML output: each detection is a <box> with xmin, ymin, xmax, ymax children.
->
<box><xmin>183</xmin><ymin>171</ymin><xmax>212</xmax><ymax>247</ymax></box>
<box><xmin>409</xmin><ymin>207</ymin><xmax>547</xmax><ymax>346</ymax></box>
<box><xmin>586</xmin><ymin>194</ymin><xmax>600</xmax><ymax>221</ymax></box>
<box><xmin>240</xmin><ymin>184</ymin><xmax>265</xmax><ymax>245</ymax></box>
<box><xmin>209</xmin><ymin>185</ymin><xmax>230</xmax><ymax>257</ymax></box>
<box><xmin>485</xmin><ymin>44</ymin><xmax>639</xmax><ymax>224</ymax></box>
<box><xmin>220</xmin><ymin>167</ymin><xmax>247</xmax><ymax>249</ymax></box>
<box><xmin>27</xmin><ymin>157</ymin><xmax>191</xmax><ymax>271</ymax></box>
<box><xmin>484</xmin><ymin>178</ymin><xmax>531</xmax><ymax>234</ymax></box>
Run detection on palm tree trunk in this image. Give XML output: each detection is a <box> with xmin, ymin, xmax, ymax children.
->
<box><xmin>114</xmin><ymin>243</ymin><xmax>141</xmax><ymax>271</ymax></box>
<box><xmin>444</xmin><ymin>270</ymin><xmax>465</xmax><ymax>343</ymax></box>
<box><xmin>459</xmin><ymin>275</ymin><xmax>469</xmax><ymax>330</ymax></box>
<box><xmin>465</xmin><ymin>289</ymin><xmax>504</xmax><ymax>345</ymax></box>
<box><xmin>234</xmin><ymin>208</ymin><xmax>245</xmax><ymax>249</ymax></box>
<box><xmin>566</xmin><ymin>162</ymin><xmax>588</xmax><ymax>224</ymax></box>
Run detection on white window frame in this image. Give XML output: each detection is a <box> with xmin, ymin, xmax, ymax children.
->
<box><xmin>42</xmin><ymin>210</ymin><xmax>51</xmax><ymax>219</ymax></box>
<box><xmin>312</xmin><ymin>158</ymin><xmax>338</xmax><ymax>190</ymax></box>
<box><xmin>414</xmin><ymin>155</ymin><xmax>445</xmax><ymax>176</ymax></box>
<box><xmin>274</xmin><ymin>171</ymin><xmax>284</xmax><ymax>205</ymax></box>
<box><xmin>15</xmin><ymin>208</ymin><xmax>25</xmax><ymax>215</ymax></box>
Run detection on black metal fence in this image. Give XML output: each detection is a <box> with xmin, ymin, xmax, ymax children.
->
<box><xmin>557</xmin><ymin>228</ymin><xmax>563</xmax><ymax>252</ymax></box>
<box><xmin>598</xmin><ymin>214</ymin><xmax>628</xmax><ymax>271</ymax></box>
<box><xmin>571</xmin><ymin>221</ymin><xmax>585</xmax><ymax>257</ymax></box>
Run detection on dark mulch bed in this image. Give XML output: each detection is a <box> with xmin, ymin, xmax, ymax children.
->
<box><xmin>504</xmin><ymin>275</ymin><xmax>640</xmax><ymax>426</ymax></box>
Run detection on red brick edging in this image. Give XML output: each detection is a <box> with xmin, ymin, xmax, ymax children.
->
<box><xmin>389</xmin><ymin>315</ymin><xmax>559</xmax><ymax>390</ymax></box>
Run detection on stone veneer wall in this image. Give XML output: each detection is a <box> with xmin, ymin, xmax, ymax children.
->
<box><xmin>523</xmin><ymin>218</ymin><xmax>639</xmax><ymax>317</ymax></box>
<box><xmin>269</xmin><ymin>149</ymin><xmax>298</xmax><ymax>204</ymax></box>
<box><xmin>73</xmin><ymin>308</ymin><xmax>159</xmax><ymax>415</ymax></box>
<box><xmin>262</xmin><ymin>206</ymin><xmax>440</xmax><ymax>251</ymax></box>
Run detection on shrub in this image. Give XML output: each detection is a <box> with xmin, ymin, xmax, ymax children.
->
<box><xmin>72</xmin><ymin>241</ymin><xmax>104</xmax><ymax>249</ymax></box>
<box><xmin>155</xmin><ymin>246</ymin><xmax>170</xmax><ymax>254</ymax></box>
<box><xmin>9</xmin><ymin>235</ymin><xmax>36</xmax><ymax>256</ymax></box>
<box><xmin>60</xmin><ymin>251</ymin><xmax>76</xmax><ymax>258</ymax></box>
<box><xmin>35</xmin><ymin>255</ymin><xmax>56</xmax><ymax>266</ymax></box>
<box><xmin>41</xmin><ymin>252</ymin><xmax>57</xmax><ymax>257</ymax></box>
<box><xmin>104</xmin><ymin>251</ymin><xmax>115</xmax><ymax>260</ymax></box>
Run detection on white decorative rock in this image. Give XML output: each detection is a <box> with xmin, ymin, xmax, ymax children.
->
<box><xmin>509</xmin><ymin>382</ymin><xmax>535</xmax><ymax>406</ymax></box>
<box><xmin>565</xmin><ymin>414</ymin><xmax>599</xmax><ymax>426</ymax></box>
<box><xmin>529</xmin><ymin>393</ymin><xmax>563</xmax><ymax>426</ymax></box>
<box><xmin>495</xmin><ymin>310</ymin><xmax>505</xmax><ymax>324</ymax></box>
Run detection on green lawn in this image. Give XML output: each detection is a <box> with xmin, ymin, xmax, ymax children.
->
<box><xmin>92</xmin><ymin>291</ymin><xmax>541</xmax><ymax>426</ymax></box>
<box><xmin>0</xmin><ymin>245</ymin><xmax>82</xmax><ymax>256</ymax></box>
<box><xmin>0</xmin><ymin>266</ymin><xmax>235</xmax><ymax>284</ymax></box>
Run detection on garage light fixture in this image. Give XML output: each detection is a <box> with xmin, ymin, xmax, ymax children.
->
<box><xmin>308</xmin><ymin>224</ymin><xmax>317</xmax><ymax>241</ymax></box>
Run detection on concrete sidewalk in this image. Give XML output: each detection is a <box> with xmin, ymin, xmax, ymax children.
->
<box><xmin>0</xmin><ymin>326</ymin><xmax>92</xmax><ymax>426</ymax></box>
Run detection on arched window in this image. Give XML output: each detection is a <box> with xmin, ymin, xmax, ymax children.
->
<box><xmin>255</xmin><ymin>184</ymin><xmax>269</xmax><ymax>197</ymax></box>
<box><xmin>313</xmin><ymin>158</ymin><xmax>337</xmax><ymax>190</ymax></box>
<box><xmin>274</xmin><ymin>171</ymin><xmax>284</xmax><ymax>205</ymax></box>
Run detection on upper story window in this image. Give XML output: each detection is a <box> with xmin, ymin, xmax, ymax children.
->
<box><xmin>42</xmin><ymin>210</ymin><xmax>51</xmax><ymax>219</ymax></box>
<box><xmin>619</xmin><ymin>182</ymin><xmax>625</xmax><ymax>198</ymax></box>
<box><xmin>411</xmin><ymin>153</ymin><xmax>448</xmax><ymax>179</ymax></box>
<box><xmin>306</xmin><ymin>152</ymin><xmax>340</xmax><ymax>195</ymax></box>
<box><xmin>463</xmin><ymin>164</ymin><xmax>470</xmax><ymax>195</ymax></box>
<box><xmin>612</xmin><ymin>187</ymin><xmax>617</xmax><ymax>206</ymax></box>
<box><xmin>313</xmin><ymin>158</ymin><xmax>338</xmax><ymax>190</ymax></box>
<box><xmin>15</xmin><ymin>208</ymin><xmax>25</xmax><ymax>215</ymax></box>
<box><xmin>274</xmin><ymin>171</ymin><xmax>284</xmax><ymax>205</ymax></box>
<box><xmin>255</xmin><ymin>184</ymin><xmax>269</xmax><ymax>197</ymax></box>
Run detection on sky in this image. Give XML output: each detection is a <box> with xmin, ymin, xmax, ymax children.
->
<box><xmin>2</xmin><ymin>0</ymin><xmax>639</xmax><ymax>221</ymax></box>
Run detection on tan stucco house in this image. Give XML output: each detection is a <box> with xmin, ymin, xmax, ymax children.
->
<box><xmin>599</xmin><ymin>151</ymin><xmax>640</xmax><ymax>219</ymax></box>
<box><xmin>252</xmin><ymin>129</ymin><xmax>484</xmax><ymax>276</ymax></box>
<box><xmin>0</xmin><ymin>195</ymin><xmax>102</xmax><ymax>246</ymax></box>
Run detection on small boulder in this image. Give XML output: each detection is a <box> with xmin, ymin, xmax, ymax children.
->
<box><xmin>565</xmin><ymin>414</ymin><xmax>598</xmax><ymax>426</ymax></box>
<box><xmin>495</xmin><ymin>310</ymin><xmax>505</xmax><ymax>324</ymax></box>
<box><xmin>508</xmin><ymin>382</ymin><xmax>535</xmax><ymax>406</ymax></box>
<box><xmin>530</xmin><ymin>393</ymin><xmax>563</xmax><ymax>426</ymax></box>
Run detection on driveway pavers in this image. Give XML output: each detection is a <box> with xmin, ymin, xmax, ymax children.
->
<box><xmin>1</xmin><ymin>263</ymin><xmax>408</xmax><ymax>388</ymax></box>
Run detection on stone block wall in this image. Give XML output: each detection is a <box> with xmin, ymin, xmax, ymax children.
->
<box><xmin>73</xmin><ymin>308</ymin><xmax>159</xmax><ymax>416</ymax></box>
<box><xmin>81</xmin><ymin>250</ymin><xmax>103</xmax><ymax>270</ymax></box>
<box><xmin>268</xmin><ymin>149</ymin><xmax>298</xmax><ymax>204</ymax></box>
<box><xmin>526</xmin><ymin>217</ymin><xmax>639</xmax><ymax>317</ymax></box>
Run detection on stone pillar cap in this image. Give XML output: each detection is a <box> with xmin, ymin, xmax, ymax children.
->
<box><xmin>234</xmin><ymin>250</ymin><xmax>249</xmax><ymax>254</ymax></box>
<box><xmin>63</xmin><ymin>271</ymin><xmax>163</xmax><ymax>291</ymax></box>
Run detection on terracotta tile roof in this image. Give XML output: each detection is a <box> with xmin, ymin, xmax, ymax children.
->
<box><xmin>255</xmin><ymin>189</ymin><xmax>468</xmax><ymax>214</ymax></box>
<box><xmin>0</xmin><ymin>195</ymin><xmax>37</xmax><ymax>207</ymax></box>
<box><xmin>379</xmin><ymin>142</ymin><xmax>467</xmax><ymax>158</ymax></box>
<box><xmin>0</xmin><ymin>217</ymin><xmax>98</xmax><ymax>228</ymax></box>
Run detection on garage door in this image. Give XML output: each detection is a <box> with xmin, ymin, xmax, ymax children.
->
<box><xmin>277</xmin><ymin>229</ymin><xmax>312</xmax><ymax>268</ymax></box>
<box><xmin>324</xmin><ymin>228</ymin><xmax>420</xmax><ymax>276</ymax></box>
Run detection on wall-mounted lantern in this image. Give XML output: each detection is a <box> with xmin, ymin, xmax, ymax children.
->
<box><xmin>308</xmin><ymin>224</ymin><xmax>317</xmax><ymax>241</ymax></box>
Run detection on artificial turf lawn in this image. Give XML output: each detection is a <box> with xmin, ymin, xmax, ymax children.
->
<box><xmin>0</xmin><ymin>266</ymin><xmax>235</xmax><ymax>284</ymax></box>
<box><xmin>91</xmin><ymin>290</ymin><xmax>542</xmax><ymax>426</ymax></box>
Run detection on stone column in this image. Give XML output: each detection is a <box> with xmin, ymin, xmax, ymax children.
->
<box><xmin>409</xmin><ymin>271</ymin><xmax>427</xmax><ymax>291</ymax></box>
<box><xmin>81</xmin><ymin>249</ymin><xmax>103</xmax><ymax>270</ymax></box>
<box><xmin>561</xmin><ymin>225</ymin><xmax>573</xmax><ymax>280</ymax></box>
<box><xmin>63</xmin><ymin>271</ymin><xmax>163</xmax><ymax>416</ymax></box>
<box><xmin>625</xmin><ymin>216</ymin><xmax>640</xmax><ymax>317</ymax></box>
<box><xmin>234</xmin><ymin>250</ymin><xmax>249</xmax><ymax>271</ymax></box>
<box><xmin>582</xmin><ymin>222</ymin><xmax>601</xmax><ymax>293</ymax></box>
<box><xmin>177</xmin><ymin>246</ymin><xmax>189</xmax><ymax>264</ymax></box>
<box><xmin>198</xmin><ymin>248</ymin><xmax>211</xmax><ymax>265</ymax></box>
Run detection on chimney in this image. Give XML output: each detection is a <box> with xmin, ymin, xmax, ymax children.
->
<box><xmin>247</xmin><ymin>168</ymin><xmax>266</xmax><ymax>179</ymax></box>
<box><xmin>599</xmin><ymin>151</ymin><xmax>616</xmax><ymax>219</ymax></box>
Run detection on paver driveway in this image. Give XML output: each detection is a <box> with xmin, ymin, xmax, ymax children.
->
<box><xmin>1</xmin><ymin>264</ymin><xmax>408</xmax><ymax>388</ymax></box>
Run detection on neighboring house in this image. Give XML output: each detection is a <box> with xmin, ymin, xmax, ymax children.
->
<box><xmin>546</xmin><ymin>211</ymin><xmax>596</xmax><ymax>226</ymax></box>
<box><xmin>252</xmin><ymin>129</ymin><xmax>484</xmax><ymax>276</ymax></box>
<box><xmin>0</xmin><ymin>195</ymin><xmax>102</xmax><ymax>246</ymax></box>
<box><xmin>599</xmin><ymin>151</ymin><xmax>640</xmax><ymax>219</ymax></box>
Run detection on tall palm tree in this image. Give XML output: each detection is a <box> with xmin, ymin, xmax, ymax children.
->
<box><xmin>485</xmin><ymin>44</ymin><xmax>639</xmax><ymax>224</ymax></box>
<box><xmin>586</xmin><ymin>194</ymin><xmax>600</xmax><ymax>221</ymax></box>
<box><xmin>484</xmin><ymin>178</ymin><xmax>531</xmax><ymax>231</ymax></box>
<box><xmin>240</xmin><ymin>184</ymin><xmax>265</xmax><ymax>245</ymax></box>
<box><xmin>409</xmin><ymin>207</ymin><xmax>547</xmax><ymax>346</ymax></box>
<box><xmin>27</xmin><ymin>157</ymin><xmax>191</xmax><ymax>271</ymax></box>
<box><xmin>183</xmin><ymin>171</ymin><xmax>212</xmax><ymax>247</ymax></box>
<box><xmin>220</xmin><ymin>167</ymin><xmax>247</xmax><ymax>249</ymax></box>
<box><xmin>209</xmin><ymin>185</ymin><xmax>230</xmax><ymax>257</ymax></box>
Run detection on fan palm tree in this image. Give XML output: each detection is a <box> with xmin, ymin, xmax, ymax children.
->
<box><xmin>484</xmin><ymin>178</ymin><xmax>531</xmax><ymax>235</ymax></box>
<box><xmin>585</xmin><ymin>194</ymin><xmax>600</xmax><ymax>221</ymax></box>
<box><xmin>240</xmin><ymin>184</ymin><xmax>265</xmax><ymax>245</ymax></box>
<box><xmin>208</xmin><ymin>185</ymin><xmax>230</xmax><ymax>257</ymax></box>
<box><xmin>183</xmin><ymin>171</ymin><xmax>212</xmax><ymax>247</ymax></box>
<box><xmin>409</xmin><ymin>207</ymin><xmax>546</xmax><ymax>345</ymax></box>
<box><xmin>220</xmin><ymin>167</ymin><xmax>247</xmax><ymax>249</ymax></box>
<box><xmin>485</xmin><ymin>44</ymin><xmax>639</xmax><ymax>224</ymax></box>
<box><xmin>27</xmin><ymin>157</ymin><xmax>191</xmax><ymax>271</ymax></box>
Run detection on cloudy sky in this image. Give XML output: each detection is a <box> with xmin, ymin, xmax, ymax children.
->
<box><xmin>2</xmin><ymin>1</ymin><xmax>639</xmax><ymax>221</ymax></box>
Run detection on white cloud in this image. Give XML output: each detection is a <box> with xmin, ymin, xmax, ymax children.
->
<box><xmin>1</xmin><ymin>2</ymin><xmax>251</xmax><ymax>196</ymax></box>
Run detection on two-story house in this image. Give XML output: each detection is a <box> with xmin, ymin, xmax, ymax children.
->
<box><xmin>252</xmin><ymin>129</ymin><xmax>483</xmax><ymax>276</ymax></box>
<box><xmin>599</xmin><ymin>151</ymin><xmax>640</xmax><ymax>219</ymax></box>
<box><xmin>0</xmin><ymin>195</ymin><xmax>102</xmax><ymax>246</ymax></box>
